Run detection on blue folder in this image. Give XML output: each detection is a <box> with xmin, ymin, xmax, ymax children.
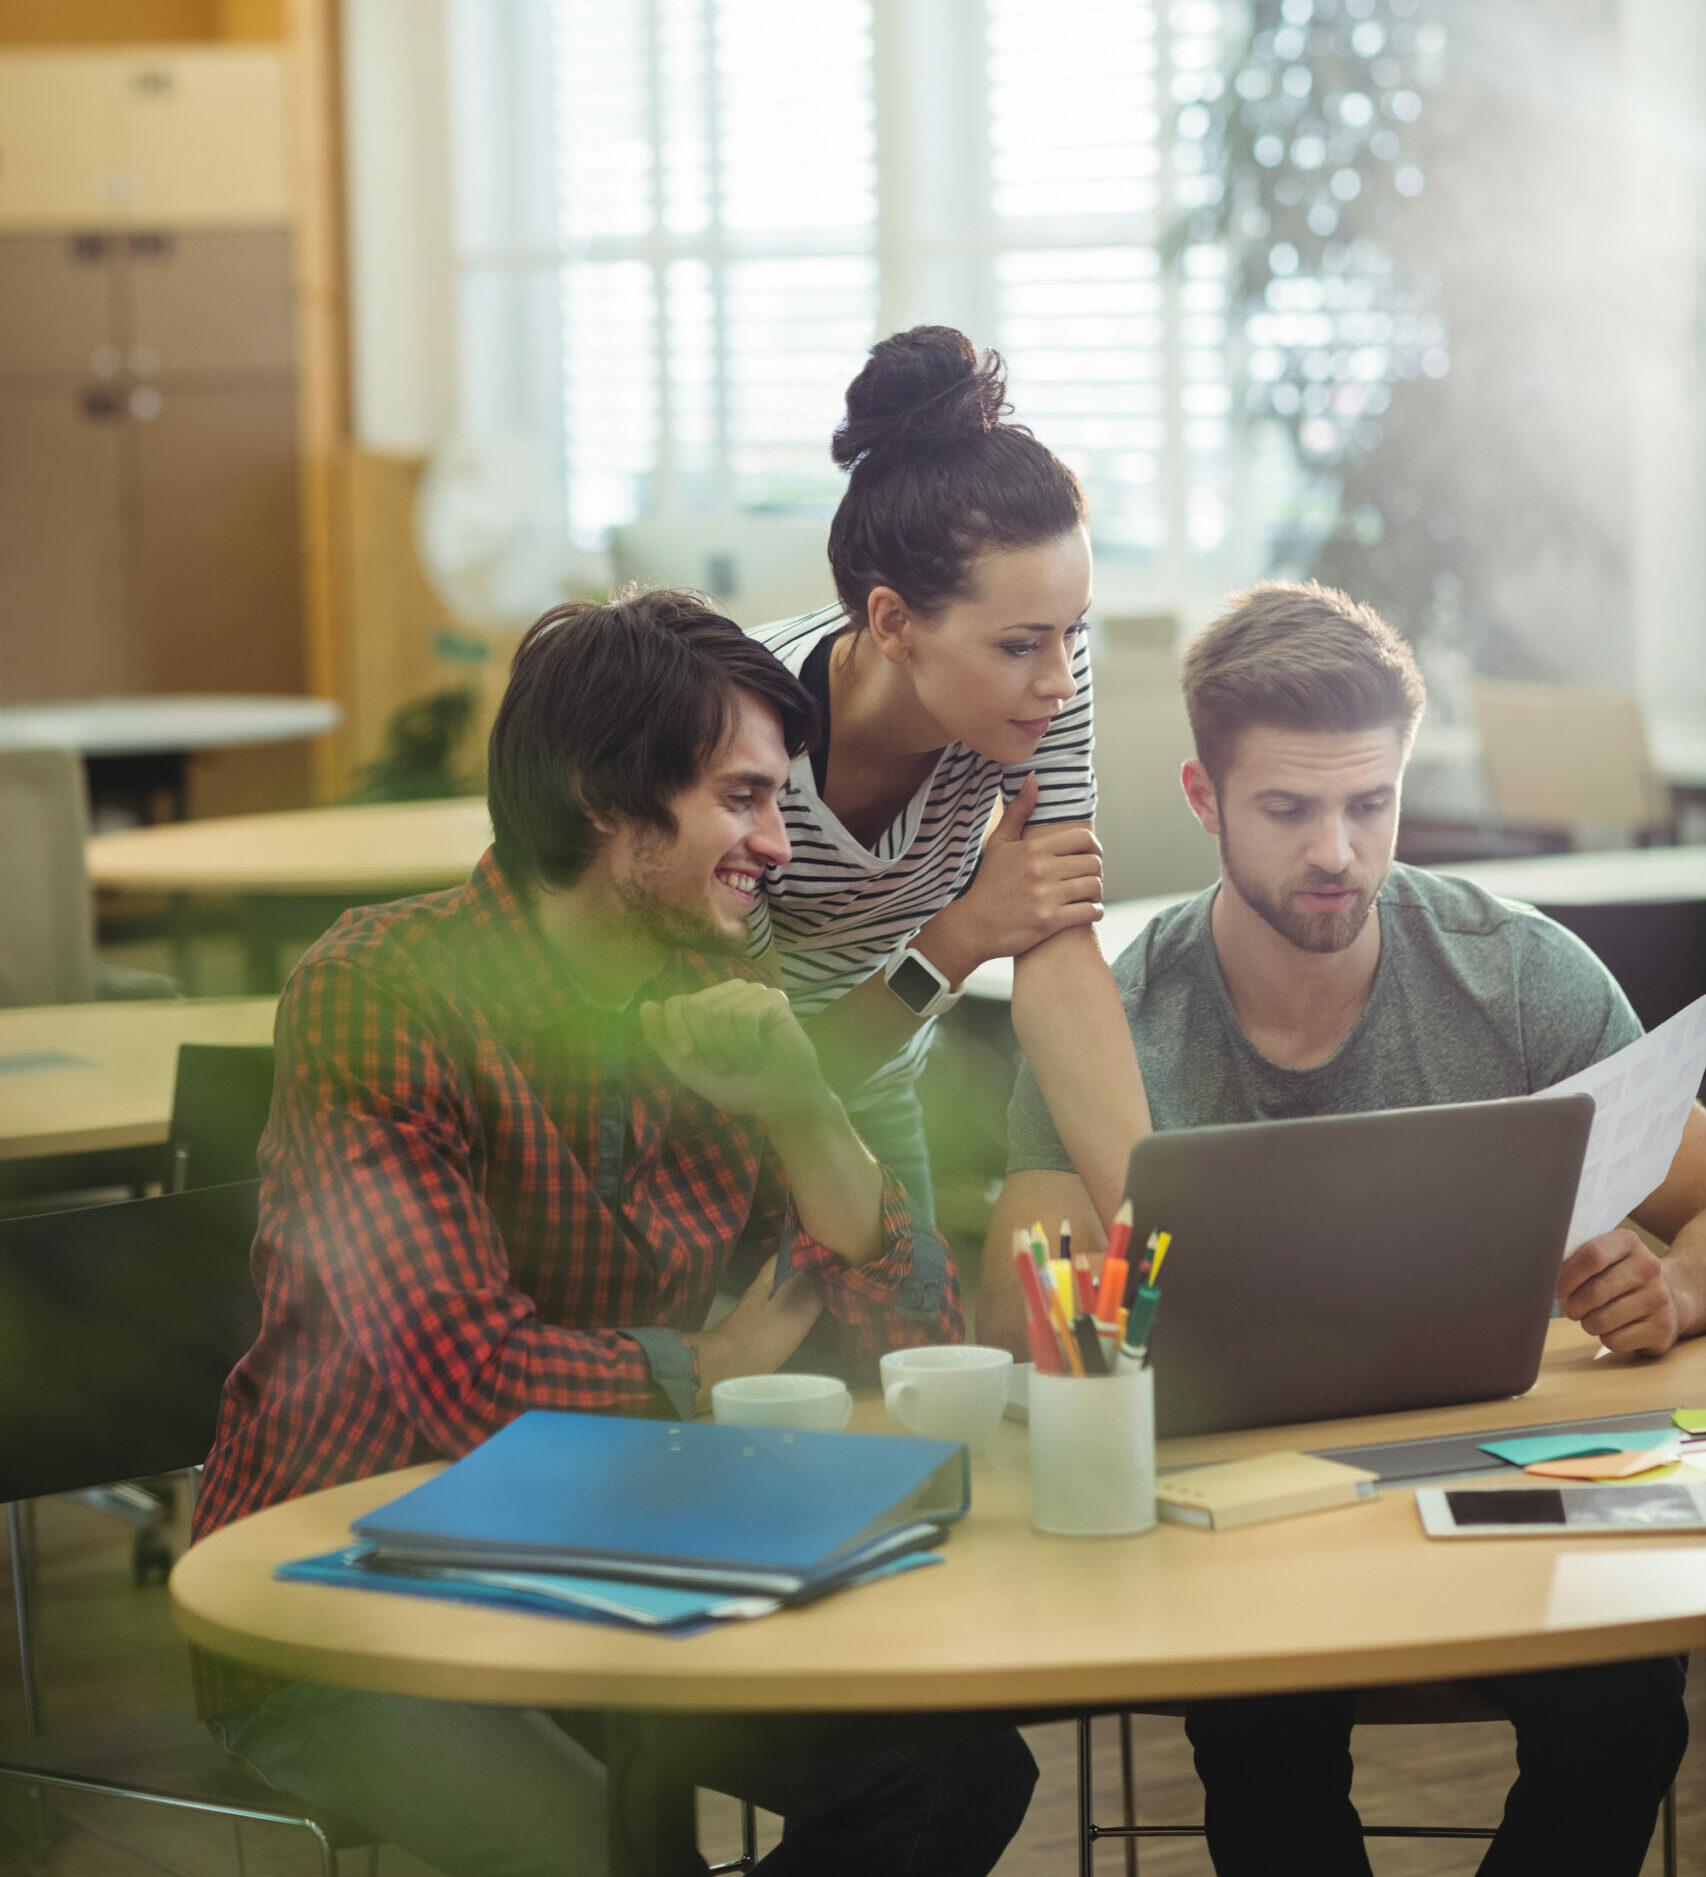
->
<box><xmin>276</xmin><ymin>1543</ymin><xmax>945</xmax><ymax>1634</ymax></box>
<box><xmin>351</xmin><ymin>1411</ymin><xmax>970</xmax><ymax>1597</ymax></box>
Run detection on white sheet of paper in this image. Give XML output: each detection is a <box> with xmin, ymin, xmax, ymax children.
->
<box><xmin>1544</xmin><ymin>992</ymin><xmax>1706</xmax><ymax>1253</ymax></box>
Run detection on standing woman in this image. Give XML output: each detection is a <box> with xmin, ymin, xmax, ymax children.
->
<box><xmin>747</xmin><ymin>326</ymin><xmax>1146</xmax><ymax>1228</ymax></box>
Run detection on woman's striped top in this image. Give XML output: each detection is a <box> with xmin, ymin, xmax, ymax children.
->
<box><xmin>745</xmin><ymin>602</ymin><xmax>1097</xmax><ymax>1111</ymax></box>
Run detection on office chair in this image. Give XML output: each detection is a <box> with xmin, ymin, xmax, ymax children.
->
<box><xmin>1471</xmin><ymin>680</ymin><xmax>1674</xmax><ymax>844</ymax></box>
<box><xmin>0</xmin><ymin>1180</ymin><xmax>379</xmax><ymax>1877</ymax></box>
<box><xmin>1089</xmin><ymin>621</ymin><xmax>1220</xmax><ymax>901</ymax></box>
<box><xmin>1077</xmin><ymin>1687</ymin><xmax>1677</xmax><ymax>1876</ymax></box>
<box><xmin>165</xmin><ymin>1043</ymin><xmax>279</xmax><ymax>1193</ymax></box>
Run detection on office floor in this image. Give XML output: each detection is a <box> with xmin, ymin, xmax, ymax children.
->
<box><xmin>0</xmin><ymin>1490</ymin><xmax>1699</xmax><ymax>1876</ymax></box>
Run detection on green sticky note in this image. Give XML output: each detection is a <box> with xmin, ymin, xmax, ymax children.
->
<box><xmin>1480</xmin><ymin>1435</ymin><xmax>1625</xmax><ymax>1467</ymax></box>
<box><xmin>1672</xmin><ymin>1409</ymin><xmax>1706</xmax><ymax>1433</ymax></box>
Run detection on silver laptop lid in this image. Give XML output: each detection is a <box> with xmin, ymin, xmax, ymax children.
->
<box><xmin>1125</xmin><ymin>1093</ymin><xmax>1594</xmax><ymax>1439</ymax></box>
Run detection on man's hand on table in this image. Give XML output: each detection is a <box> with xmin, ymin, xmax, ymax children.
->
<box><xmin>1557</xmin><ymin>1229</ymin><xmax>1682</xmax><ymax>1355</ymax></box>
<box><xmin>682</xmin><ymin>1254</ymin><xmax>823</xmax><ymax>1412</ymax></box>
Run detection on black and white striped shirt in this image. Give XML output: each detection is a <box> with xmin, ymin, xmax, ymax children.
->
<box><xmin>745</xmin><ymin>603</ymin><xmax>1097</xmax><ymax>1109</ymax></box>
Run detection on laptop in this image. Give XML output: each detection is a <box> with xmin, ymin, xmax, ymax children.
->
<box><xmin>1126</xmin><ymin>1094</ymin><xmax>1595</xmax><ymax>1439</ymax></box>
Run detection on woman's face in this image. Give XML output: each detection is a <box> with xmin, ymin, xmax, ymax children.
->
<box><xmin>894</xmin><ymin>527</ymin><xmax>1093</xmax><ymax>764</ymax></box>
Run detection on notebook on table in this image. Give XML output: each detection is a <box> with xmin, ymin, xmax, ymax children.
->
<box><xmin>345</xmin><ymin>1410</ymin><xmax>970</xmax><ymax>1599</ymax></box>
<box><xmin>1125</xmin><ymin>1093</ymin><xmax>1594</xmax><ymax>1439</ymax></box>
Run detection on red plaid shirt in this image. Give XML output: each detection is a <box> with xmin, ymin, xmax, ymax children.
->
<box><xmin>191</xmin><ymin>850</ymin><xmax>959</xmax><ymax>1713</ymax></box>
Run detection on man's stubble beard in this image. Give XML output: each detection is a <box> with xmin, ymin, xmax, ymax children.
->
<box><xmin>614</xmin><ymin>836</ymin><xmax>748</xmax><ymax>959</ymax></box>
<box><xmin>1218</xmin><ymin>828</ymin><xmax>1389</xmax><ymax>956</ymax></box>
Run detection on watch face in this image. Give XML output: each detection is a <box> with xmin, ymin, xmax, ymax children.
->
<box><xmin>888</xmin><ymin>954</ymin><xmax>942</xmax><ymax>1016</ymax></box>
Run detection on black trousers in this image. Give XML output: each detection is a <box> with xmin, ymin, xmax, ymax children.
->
<box><xmin>1184</xmin><ymin>1655</ymin><xmax>1688</xmax><ymax>1876</ymax></box>
<box><xmin>561</xmin><ymin>1709</ymin><xmax>1038</xmax><ymax>1876</ymax></box>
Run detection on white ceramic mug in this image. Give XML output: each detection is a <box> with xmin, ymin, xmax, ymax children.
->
<box><xmin>1028</xmin><ymin>1366</ymin><xmax>1156</xmax><ymax>1536</ymax></box>
<box><xmin>711</xmin><ymin>1373</ymin><xmax>852</xmax><ymax>1432</ymax></box>
<box><xmin>880</xmin><ymin>1345</ymin><xmax>1013</xmax><ymax>1455</ymax></box>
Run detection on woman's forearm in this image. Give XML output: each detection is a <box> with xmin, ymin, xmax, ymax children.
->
<box><xmin>1010</xmin><ymin>925</ymin><xmax>1150</xmax><ymax>1228</ymax></box>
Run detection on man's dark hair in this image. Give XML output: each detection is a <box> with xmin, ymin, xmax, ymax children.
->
<box><xmin>827</xmin><ymin>326</ymin><xmax>1088</xmax><ymax>624</ymax></box>
<box><xmin>488</xmin><ymin>587</ymin><xmax>818</xmax><ymax>891</ymax></box>
<box><xmin>1183</xmin><ymin>580</ymin><xmax>1427</xmax><ymax>787</ymax></box>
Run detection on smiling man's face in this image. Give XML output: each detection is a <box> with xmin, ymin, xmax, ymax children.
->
<box><xmin>603</xmin><ymin>689</ymin><xmax>793</xmax><ymax>953</ymax></box>
<box><xmin>1204</xmin><ymin>722</ymin><xmax>1406</xmax><ymax>954</ymax></box>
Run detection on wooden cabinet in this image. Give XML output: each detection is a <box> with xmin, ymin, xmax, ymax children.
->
<box><xmin>0</xmin><ymin>384</ymin><xmax>132</xmax><ymax>699</ymax></box>
<box><xmin>132</xmin><ymin>379</ymin><xmax>303</xmax><ymax>694</ymax></box>
<box><xmin>0</xmin><ymin>47</ymin><xmax>287</xmax><ymax>228</ymax></box>
<box><xmin>0</xmin><ymin>41</ymin><xmax>308</xmax><ymax>811</ymax></box>
<box><xmin>0</xmin><ymin>227</ymin><xmax>305</xmax><ymax>839</ymax></box>
<box><xmin>0</xmin><ymin>227</ymin><xmax>302</xmax><ymax>710</ymax></box>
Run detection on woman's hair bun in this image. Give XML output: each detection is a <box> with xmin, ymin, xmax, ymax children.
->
<box><xmin>832</xmin><ymin>326</ymin><xmax>1009</xmax><ymax>471</ymax></box>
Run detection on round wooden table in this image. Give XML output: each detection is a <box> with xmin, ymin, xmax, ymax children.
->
<box><xmin>85</xmin><ymin>798</ymin><xmax>491</xmax><ymax>897</ymax></box>
<box><xmin>0</xmin><ymin>695</ymin><xmax>343</xmax><ymax>824</ymax></box>
<box><xmin>85</xmin><ymin>799</ymin><xmax>492</xmax><ymax>992</ymax></box>
<box><xmin>172</xmin><ymin>1322</ymin><xmax>1706</xmax><ymax>1717</ymax></box>
<box><xmin>171</xmin><ymin>1321</ymin><xmax>1706</xmax><ymax>1872</ymax></box>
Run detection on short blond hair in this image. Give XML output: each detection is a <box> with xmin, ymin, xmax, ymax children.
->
<box><xmin>1183</xmin><ymin>580</ymin><xmax>1426</xmax><ymax>785</ymax></box>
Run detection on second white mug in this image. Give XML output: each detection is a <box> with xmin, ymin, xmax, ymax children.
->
<box><xmin>880</xmin><ymin>1345</ymin><xmax>1013</xmax><ymax>1455</ymax></box>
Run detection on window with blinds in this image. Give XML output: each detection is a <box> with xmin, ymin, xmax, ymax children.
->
<box><xmin>450</xmin><ymin>0</ymin><xmax>1245</xmax><ymax>565</ymax></box>
<box><xmin>545</xmin><ymin>0</ymin><xmax>877</xmax><ymax>546</ymax></box>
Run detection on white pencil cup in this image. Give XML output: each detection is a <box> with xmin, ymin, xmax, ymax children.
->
<box><xmin>1028</xmin><ymin>1367</ymin><xmax>1156</xmax><ymax>1537</ymax></box>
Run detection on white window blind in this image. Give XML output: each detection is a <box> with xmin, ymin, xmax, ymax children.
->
<box><xmin>449</xmin><ymin>0</ymin><xmax>1247</xmax><ymax>567</ymax></box>
<box><xmin>542</xmin><ymin>0</ymin><xmax>878</xmax><ymax>545</ymax></box>
<box><xmin>986</xmin><ymin>0</ymin><xmax>1233</xmax><ymax>562</ymax></box>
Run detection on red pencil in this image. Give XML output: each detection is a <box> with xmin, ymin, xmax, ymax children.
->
<box><xmin>1105</xmin><ymin>1197</ymin><xmax>1134</xmax><ymax>1267</ymax></box>
<box><xmin>1014</xmin><ymin>1246</ymin><xmax>1067</xmax><ymax>1374</ymax></box>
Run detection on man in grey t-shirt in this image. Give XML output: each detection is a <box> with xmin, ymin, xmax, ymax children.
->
<box><xmin>982</xmin><ymin>582</ymin><xmax>1706</xmax><ymax>1876</ymax></box>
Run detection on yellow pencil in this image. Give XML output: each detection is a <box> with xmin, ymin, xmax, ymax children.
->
<box><xmin>1149</xmin><ymin>1230</ymin><xmax>1173</xmax><ymax>1284</ymax></box>
<box><xmin>1046</xmin><ymin>1261</ymin><xmax>1084</xmax><ymax>1374</ymax></box>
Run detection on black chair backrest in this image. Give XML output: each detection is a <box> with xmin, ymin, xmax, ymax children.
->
<box><xmin>167</xmin><ymin>1044</ymin><xmax>277</xmax><ymax>1192</ymax></box>
<box><xmin>0</xmin><ymin>1181</ymin><xmax>261</xmax><ymax>1502</ymax></box>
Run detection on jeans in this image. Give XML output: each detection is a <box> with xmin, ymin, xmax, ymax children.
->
<box><xmin>208</xmin><ymin>1683</ymin><xmax>1036</xmax><ymax>1877</ymax></box>
<box><xmin>851</xmin><ymin>1082</ymin><xmax>936</xmax><ymax>1230</ymax></box>
<box><xmin>1183</xmin><ymin>1655</ymin><xmax>1688</xmax><ymax>1876</ymax></box>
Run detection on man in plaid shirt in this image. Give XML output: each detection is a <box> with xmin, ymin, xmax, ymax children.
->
<box><xmin>195</xmin><ymin>591</ymin><xmax>1036</xmax><ymax>1876</ymax></box>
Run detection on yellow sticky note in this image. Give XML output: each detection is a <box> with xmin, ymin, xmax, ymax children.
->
<box><xmin>1672</xmin><ymin>1408</ymin><xmax>1706</xmax><ymax>1433</ymax></box>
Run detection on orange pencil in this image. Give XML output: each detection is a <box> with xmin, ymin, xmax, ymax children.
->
<box><xmin>1096</xmin><ymin>1255</ymin><xmax>1127</xmax><ymax>1321</ymax></box>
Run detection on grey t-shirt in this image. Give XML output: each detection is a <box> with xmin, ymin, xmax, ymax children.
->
<box><xmin>1007</xmin><ymin>863</ymin><xmax>1643</xmax><ymax>1168</ymax></box>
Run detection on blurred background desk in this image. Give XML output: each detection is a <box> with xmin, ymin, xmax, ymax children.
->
<box><xmin>0</xmin><ymin>995</ymin><xmax>274</xmax><ymax>1202</ymax></box>
<box><xmin>0</xmin><ymin>697</ymin><xmax>342</xmax><ymax>827</ymax></box>
<box><xmin>86</xmin><ymin>798</ymin><xmax>490</xmax><ymax>992</ymax></box>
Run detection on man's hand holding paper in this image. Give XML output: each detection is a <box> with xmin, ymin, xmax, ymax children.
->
<box><xmin>1546</xmin><ymin>993</ymin><xmax>1706</xmax><ymax>1356</ymax></box>
<box><xmin>1557</xmin><ymin>1227</ymin><xmax>1684</xmax><ymax>1355</ymax></box>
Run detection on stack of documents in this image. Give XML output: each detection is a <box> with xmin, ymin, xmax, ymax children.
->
<box><xmin>279</xmin><ymin>1410</ymin><xmax>969</xmax><ymax>1634</ymax></box>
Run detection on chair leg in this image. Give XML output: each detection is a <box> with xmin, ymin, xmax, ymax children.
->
<box><xmin>230</xmin><ymin>1815</ymin><xmax>247</xmax><ymax>1877</ymax></box>
<box><xmin>1118</xmin><ymin>1712</ymin><xmax>1138</xmax><ymax>1877</ymax></box>
<box><xmin>1076</xmin><ymin>1714</ymin><xmax>1094</xmax><ymax>1877</ymax></box>
<box><xmin>6</xmin><ymin>1502</ymin><xmax>42</xmax><ymax>1738</ymax></box>
<box><xmin>706</xmin><ymin>1798</ymin><xmax>759</xmax><ymax>1874</ymax></box>
<box><xmin>1663</xmin><ymin>1781</ymin><xmax>1676</xmax><ymax>1877</ymax></box>
<box><xmin>5</xmin><ymin>1501</ymin><xmax>51</xmax><ymax>1862</ymax></box>
<box><xmin>365</xmin><ymin>1841</ymin><xmax>381</xmax><ymax>1877</ymax></box>
<box><xmin>296</xmin><ymin>1816</ymin><xmax>338</xmax><ymax>1877</ymax></box>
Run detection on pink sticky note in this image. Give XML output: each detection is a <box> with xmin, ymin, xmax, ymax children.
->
<box><xmin>1525</xmin><ymin>1450</ymin><xmax>1671</xmax><ymax>1480</ymax></box>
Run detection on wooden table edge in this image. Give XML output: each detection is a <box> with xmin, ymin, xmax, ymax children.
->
<box><xmin>169</xmin><ymin>1595</ymin><xmax>1706</xmax><ymax>1716</ymax></box>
